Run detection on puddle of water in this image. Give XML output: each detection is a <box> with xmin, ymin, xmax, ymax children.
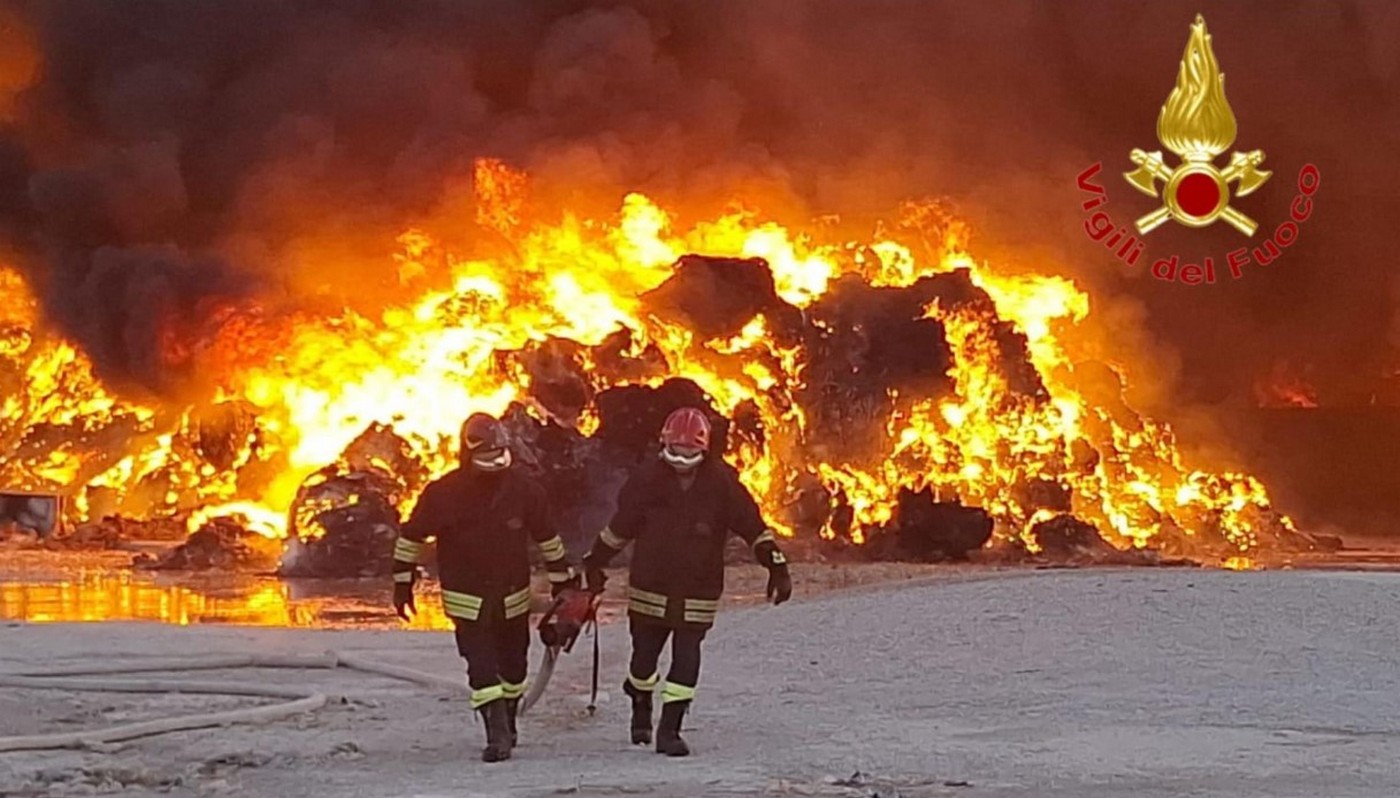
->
<box><xmin>0</xmin><ymin>560</ymin><xmax>625</xmax><ymax>630</ymax></box>
<box><xmin>0</xmin><ymin>569</ymin><xmax>458</xmax><ymax>629</ymax></box>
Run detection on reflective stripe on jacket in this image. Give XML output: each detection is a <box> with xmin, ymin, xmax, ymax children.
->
<box><xmin>598</xmin><ymin>459</ymin><xmax>779</xmax><ymax>630</ymax></box>
<box><xmin>391</xmin><ymin>467</ymin><xmax>574</xmax><ymax>620</ymax></box>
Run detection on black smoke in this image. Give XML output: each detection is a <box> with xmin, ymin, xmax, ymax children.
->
<box><xmin>0</xmin><ymin>0</ymin><xmax>1393</xmax><ymax>410</ymax></box>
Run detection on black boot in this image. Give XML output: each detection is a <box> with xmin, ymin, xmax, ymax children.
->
<box><xmin>654</xmin><ymin>700</ymin><xmax>690</xmax><ymax>757</ymax></box>
<box><xmin>623</xmin><ymin>680</ymin><xmax>654</xmax><ymax>745</ymax></box>
<box><xmin>478</xmin><ymin>701</ymin><xmax>513</xmax><ymax>763</ymax></box>
<box><xmin>504</xmin><ymin>698</ymin><xmax>519</xmax><ymax>747</ymax></box>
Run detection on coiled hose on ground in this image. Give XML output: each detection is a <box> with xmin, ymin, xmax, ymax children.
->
<box><xmin>0</xmin><ymin>652</ymin><xmax>466</xmax><ymax>752</ymax></box>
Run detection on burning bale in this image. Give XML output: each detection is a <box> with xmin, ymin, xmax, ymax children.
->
<box><xmin>278</xmin><ymin>425</ymin><xmax>426</xmax><ymax>577</ymax></box>
<box><xmin>1024</xmin><ymin>514</ymin><xmax>1195</xmax><ymax>567</ymax></box>
<box><xmin>1012</xmin><ymin>478</ymin><xmax>1074</xmax><ymax>516</ymax></box>
<box><xmin>640</xmin><ymin>255</ymin><xmax>804</xmax><ymax>346</ymax></box>
<box><xmin>280</xmin><ymin>471</ymin><xmax>402</xmax><ymax>577</ymax></box>
<box><xmin>337</xmin><ymin>423</ymin><xmax>432</xmax><ymax>499</ymax></box>
<box><xmin>809</xmin><ymin>275</ymin><xmax>958</xmax><ymax>387</ymax></box>
<box><xmin>0</xmin><ymin>160</ymin><xmax>1318</xmax><ymax>569</ymax></box>
<box><xmin>589</xmin><ymin>327</ymin><xmax>672</xmax><ymax>386</ymax></box>
<box><xmin>886</xmin><ymin>488</ymin><xmax>994</xmax><ymax>562</ymax></box>
<box><xmin>505</xmin><ymin>338</ymin><xmax>595</xmax><ymax>426</ymax></box>
<box><xmin>1029</xmin><ymin>514</ymin><xmax>1117</xmax><ymax>559</ymax></box>
<box><xmin>135</xmin><ymin>516</ymin><xmax>281</xmax><ymax>572</ymax></box>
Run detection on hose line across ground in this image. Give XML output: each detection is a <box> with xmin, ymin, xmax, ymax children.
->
<box><xmin>0</xmin><ymin>651</ymin><xmax>466</xmax><ymax>753</ymax></box>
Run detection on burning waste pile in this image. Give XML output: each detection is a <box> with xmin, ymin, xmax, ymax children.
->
<box><xmin>0</xmin><ymin>161</ymin><xmax>1321</xmax><ymax>574</ymax></box>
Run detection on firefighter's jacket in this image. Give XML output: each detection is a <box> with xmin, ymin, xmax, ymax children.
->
<box><xmin>392</xmin><ymin>467</ymin><xmax>574</xmax><ymax>624</ymax></box>
<box><xmin>587</xmin><ymin>459</ymin><xmax>786</xmax><ymax>630</ymax></box>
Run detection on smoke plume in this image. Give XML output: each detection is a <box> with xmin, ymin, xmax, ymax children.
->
<box><xmin>0</xmin><ymin>0</ymin><xmax>1394</xmax><ymax>408</ymax></box>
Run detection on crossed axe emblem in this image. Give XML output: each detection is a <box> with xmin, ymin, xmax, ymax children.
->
<box><xmin>1124</xmin><ymin>148</ymin><xmax>1271</xmax><ymax>236</ymax></box>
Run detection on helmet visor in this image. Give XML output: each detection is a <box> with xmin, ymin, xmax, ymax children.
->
<box><xmin>470</xmin><ymin>446</ymin><xmax>512</xmax><ymax>471</ymax></box>
<box><xmin>660</xmin><ymin>444</ymin><xmax>705</xmax><ymax>469</ymax></box>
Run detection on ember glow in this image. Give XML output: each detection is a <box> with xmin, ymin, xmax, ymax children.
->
<box><xmin>1255</xmin><ymin>360</ymin><xmax>1320</xmax><ymax>409</ymax></box>
<box><xmin>1</xmin><ymin>159</ymin><xmax>1297</xmax><ymax>561</ymax></box>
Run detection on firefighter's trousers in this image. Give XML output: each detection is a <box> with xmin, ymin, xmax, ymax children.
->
<box><xmin>453</xmin><ymin>612</ymin><xmax>530</xmax><ymax>709</ymax></box>
<box><xmin>627</xmin><ymin>619</ymin><xmax>706</xmax><ymax>703</ymax></box>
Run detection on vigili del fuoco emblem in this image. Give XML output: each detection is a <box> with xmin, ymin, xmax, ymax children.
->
<box><xmin>1124</xmin><ymin>14</ymin><xmax>1271</xmax><ymax>236</ymax></box>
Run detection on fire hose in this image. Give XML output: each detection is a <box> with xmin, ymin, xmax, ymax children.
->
<box><xmin>0</xmin><ymin>587</ymin><xmax>607</xmax><ymax>752</ymax></box>
<box><xmin>0</xmin><ymin>651</ymin><xmax>465</xmax><ymax>753</ymax></box>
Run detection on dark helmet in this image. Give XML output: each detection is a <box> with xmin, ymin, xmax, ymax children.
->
<box><xmin>658</xmin><ymin>407</ymin><xmax>711</xmax><ymax>471</ymax></box>
<box><xmin>460</xmin><ymin>413</ymin><xmax>512</xmax><ymax>471</ymax></box>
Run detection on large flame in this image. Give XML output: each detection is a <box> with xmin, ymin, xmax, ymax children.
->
<box><xmin>1157</xmin><ymin>14</ymin><xmax>1238</xmax><ymax>161</ymax></box>
<box><xmin>1</xmin><ymin>159</ymin><xmax>1296</xmax><ymax>561</ymax></box>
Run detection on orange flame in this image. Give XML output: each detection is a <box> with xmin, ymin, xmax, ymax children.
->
<box><xmin>1</xmin><ymin>159</ymin><xmax>1296</xmax><ymax>558</ymax></box>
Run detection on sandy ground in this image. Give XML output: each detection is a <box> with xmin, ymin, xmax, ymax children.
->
<box><xmin>4</xmin><ymin>566</ymin><xmax>1400</xmax><ymax>797</ymax></box>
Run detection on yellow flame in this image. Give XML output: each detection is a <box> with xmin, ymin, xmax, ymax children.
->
<box><xmin>187</xmin><ymin>501</ymin><xmax>287</xmax><ymax>539</ymax></box>
<box><xmin>0</xmin><ymin>159</ymin><xmax>1296</xmax><ymax>562</ymax></box>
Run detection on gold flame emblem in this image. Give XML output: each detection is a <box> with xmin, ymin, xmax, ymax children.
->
<box><xmin>1124</xmin><ymin>14</ymin><xmax>1271</xmax><ymax>236</ymax></box>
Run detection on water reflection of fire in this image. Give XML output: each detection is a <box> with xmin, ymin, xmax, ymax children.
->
<box><xmin>1</xmin><ymin>159</ymin><xmax>1305</xmax><ymax>564</ymax></box>
<box><xmin>0</xmin><ymin>572</ymin><xmax>451</xmax><ymax>629</ymax></box>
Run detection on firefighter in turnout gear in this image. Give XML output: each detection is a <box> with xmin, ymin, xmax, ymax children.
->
<box><xmin>581</xmin><ymin>407</ymin><xmax>793</xmax><ymax>757</ymax></box>
<box><xmin>392</xmin><ymin>412</ymin><xmax>579</xmax><ymax>763</ymax></box>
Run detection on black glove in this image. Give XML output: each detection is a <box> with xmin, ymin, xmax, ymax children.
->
<box><xmin>551</xmin><ymin>571</ymin><xmax>583</xmax><ymax>598</ymax></box>
<box><xmin>765</xmin><ymin>563</ymin><xmax>792</xmax><ymax>606</ymax></box>
<box><xmin>581</xmin><ymin>550</ymin><xmax>610</xmax><ymax>594</ymax></box>
<box><xmin>393</xmin><ymin>573</ymin><xmax>417</xmax><ymax>621</ymax></box>
<box><xmin>584</xmin><ymin>565</ymin><xmax>607</xmax><ymax>595</ymax></box>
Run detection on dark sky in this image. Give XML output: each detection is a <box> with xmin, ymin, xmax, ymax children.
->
<box><xmin>0</xmin><ymin>0</ymin><xmax>1392</xmax><ymax>407</ymax></box>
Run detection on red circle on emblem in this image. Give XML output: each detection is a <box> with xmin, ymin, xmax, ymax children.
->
<box><xmin>1176</xmin><ymin>173</ymin><xmax>1220</xmax><ymax>217</ymax></box>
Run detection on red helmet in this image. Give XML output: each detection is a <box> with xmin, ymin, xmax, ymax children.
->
<box><xmin>659</xmin><ymin>407</ymin><xmax>711</xmax><ymax>469</ymax></box>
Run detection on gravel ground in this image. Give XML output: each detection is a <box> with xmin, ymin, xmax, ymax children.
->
<box><xmin>4</xmin><ymin>566</ymin><xmax>1400</xmax><ymax>797</ymax></box>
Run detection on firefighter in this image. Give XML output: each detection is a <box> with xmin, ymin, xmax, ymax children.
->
<box><xmin>391</xmin><ymin>412</ymin><xmax>579</xmax><ymax>763</ymax></box>
<box><xmin>581</xmin><ymin>407</ymin><xmax>792</xmax><ymax>757</ymax></box>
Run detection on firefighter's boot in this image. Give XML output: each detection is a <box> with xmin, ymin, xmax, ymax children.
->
<box><xmin>504</xmin><ymin>698</ymin><xmax>520</xmax><ymax>747</ymax></box>
<box><xmin>478</xmin><ymin>701</ymin><xmax>513</xmax><ymax>763</ymax></box>
<box><xmin>654</xmin><ymin>700</ymin><xmax>690</xmax><ymax>757</ymax></box>
<box><xmin>623</xmin><ymin>680</ymin><xmax>653</xmax><ymax>745</ymax></box>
